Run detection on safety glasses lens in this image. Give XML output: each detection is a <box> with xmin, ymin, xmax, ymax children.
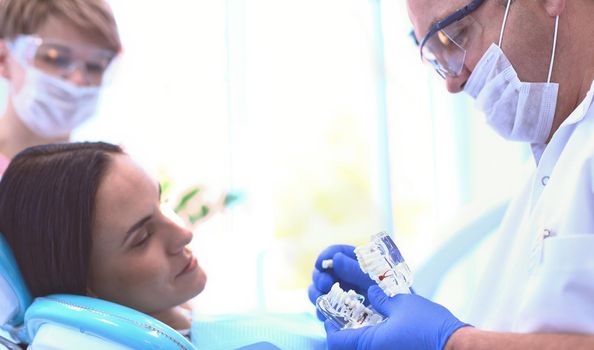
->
<box><xmin>422</xmin><ymin>32</ymin><xmax>466</xmax><ymax>76</ymax></box>
<box><xmin>10</xmin><ymin>36</ymin><xmax>116</xmax><ymax>85</ymax></box>
<box><xmin>420</xmin><ymin>15</ymin><xmax>479</xmax><ymax>77</ymax></box>
<box><xmin>34</xmin><ymin>43</ymin><xmax>114</xmax><ymax>85</ymax></box>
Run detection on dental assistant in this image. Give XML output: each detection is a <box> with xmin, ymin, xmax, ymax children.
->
<box><xmin>0</xmin><ymin>0</ymin><xmax>121</xmax><ymax>175</ymax></box>
<box><xmin>308</xmin><ymin>0</ymin><xmax>594</xmax><ymax>349</ymax></box>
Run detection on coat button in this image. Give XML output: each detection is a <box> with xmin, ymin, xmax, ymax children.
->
<box><xmin>543</xmin><ymin>228</ymin><xmax>552</xmax><ymax>238</ymax></box>
<box><xmin>541</xmin><ymin>176</ymin><xmax>550</xmax><ymax>186</ymax></box>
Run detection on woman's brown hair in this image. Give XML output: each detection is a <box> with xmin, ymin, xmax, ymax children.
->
<box><xmin>0</xmin><ymin>142</ymin><xmax>123</xmax><ymax>297</ymax></box>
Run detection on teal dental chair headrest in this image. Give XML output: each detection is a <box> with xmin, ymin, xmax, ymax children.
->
<box><xmin>0</xmin><ymin>233</ymin><xmax>196</xmax><ymax>349</ymax></box>
<box><xmin>25</xmin><ymin>294</ymin><xmax>196</xmax><ymax>349</ymax></box>
<box><xmin>0</xmin><ymin>233</ymin><xmax>32</xmax><ymax>328</ymax></box>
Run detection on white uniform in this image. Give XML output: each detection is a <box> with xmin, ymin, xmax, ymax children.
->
<box><xmin>467</xmin><ymin>80</ymin><xmax>594</xmax><ymax>333</ymax></box>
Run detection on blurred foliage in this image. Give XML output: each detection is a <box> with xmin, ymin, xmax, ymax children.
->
<box><xmin>270</xmin><ymin>115</ymin><xmax>382</xmax><ymax>289</ymax></box>
<box><xmin>159</xmin><ymin>171</ymin><xmax>242</xmax><ymax>228</ymax></box>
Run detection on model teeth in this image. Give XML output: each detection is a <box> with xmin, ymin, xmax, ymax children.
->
<box><xmin>316</xmin><ymin>232</ymin><xmax>412</xmax><ymax>329</ymax></box>
<box><xmin>321</xmin><ymin>259</ymin><xmax>333</xmax><ymax>269</ymax></box>
<box><xmin>316</xmin><ymin>283</ymin><xmax>385</xmax><ymax>329</ymax></box>
<box><xmin>354</xmin><ymin>231</ymin><xmax>413</xmax><ymax>297</ymax></box>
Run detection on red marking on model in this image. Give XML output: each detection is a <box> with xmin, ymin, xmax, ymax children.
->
<box><xmin>378</xmin><ymin>270</ymin><xmax>391</xmax><ymax>281</ymax></box>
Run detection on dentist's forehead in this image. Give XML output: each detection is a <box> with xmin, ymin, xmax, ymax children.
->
<box><xmin>406</xmin><ymin>0</ymin><xmax>470</xmax><ymax>37</ymax></box>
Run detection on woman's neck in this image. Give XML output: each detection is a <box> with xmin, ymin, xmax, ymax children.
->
<box><xmin>0</xmin><ymin>105</ymin><xmax>69</xmax><ymax>158</ymax></box>
<box><xmin>149</xmin><ymin>305</ymin><xmax>192</xmax><ymax>331</ymax></box>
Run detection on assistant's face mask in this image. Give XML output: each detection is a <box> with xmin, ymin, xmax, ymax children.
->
<box><xmin>463</xmin><ymin>0</ymin><xmax>560</xmax><ymax>143</ymax></box>
<box><xmin>10</xmin><ymin>65</ymin><xmax>100</xmax><ymax>138</ymax></box>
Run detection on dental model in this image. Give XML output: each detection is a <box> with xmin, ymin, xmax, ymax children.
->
<box><xmin>354</xmin><ymin>231</ymin><xmax>413</xmax><ymax>297</ymax></box>
<box><xmin>316</xmin><ymin>282</ymin><xmax>385</xmax><ymax>329</ymax></box>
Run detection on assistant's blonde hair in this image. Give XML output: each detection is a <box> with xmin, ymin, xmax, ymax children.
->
<box><xmin>0</xmin><ymin>0</ymin><xmax>121</xmax><ymax>52</ymax></box>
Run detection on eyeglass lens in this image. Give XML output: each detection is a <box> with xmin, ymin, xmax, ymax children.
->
<box><xmin>33</xmin><ymin>43</ymin><xmax>113</xmax><ymax>85</ymax></box>
<box><xmin>420</xmin><ymin>9</ymin><xmax>483</xmax><ymax>77</ymax></box>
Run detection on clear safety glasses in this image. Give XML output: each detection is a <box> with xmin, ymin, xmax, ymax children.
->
<box><xmin>7</xmin><ymin>35</ymin><xmax>117</xmax><ymax>86</ymax></box>
<box><xmin>417</xmin><ymin>0</ymin><xmax>485</xmax><ymax>78</ymax></box>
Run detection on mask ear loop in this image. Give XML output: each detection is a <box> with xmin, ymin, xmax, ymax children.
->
<box><xmin>547</xmin><ymin>16</ymin><xmax>559</xmax><ymax>83</ymax></box>
<box><xmin>499</xmin><ymin>0</ymin><xmax>559</xmax><ymax>83</ymax></box>
<box><xmin>498</xmin><ymin>0</ymin><xmax>513</xmax><ymax>47</ymax></box>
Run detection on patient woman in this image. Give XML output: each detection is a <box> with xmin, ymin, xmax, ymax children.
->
<box><xmin>0</xmin><ymin>142</ymin><xmax>207</xmax><ymax>333</ymax></box>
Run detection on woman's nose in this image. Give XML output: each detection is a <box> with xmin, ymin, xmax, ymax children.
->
<box><xmin>179</xmin><ymin>225</ymin><xmax>193</xmax><ymax>246</ymax></box>
<box><xmin>167</xmin><ymin>223</ymin><xmax>193</xmax><ymax>255</ymax></box>
<box><xmin>160</xmin><ymin>204</ymin><xmax>194</xmax><ymax>254</ymax></box>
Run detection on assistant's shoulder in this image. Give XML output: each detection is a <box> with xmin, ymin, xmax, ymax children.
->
<box><xmin>0</xmin><ymin>153</ymin><xmax>10</xmax><ymax>176</ymax></box>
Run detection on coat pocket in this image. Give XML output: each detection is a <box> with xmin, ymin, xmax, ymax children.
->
<box><xmin>515</xmin><ymin>234</ymin><xmax>594</xmax><ymax>333</ymax></box>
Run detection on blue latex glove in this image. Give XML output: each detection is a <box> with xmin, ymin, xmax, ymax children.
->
<box><xmin>325</xmin><ymin>285</ymin><xmax>470</xmax><ymax>350</ymax></box>
<box><xmin>308</xmin><ymin>244</ymin><xmax>375</xmax><ymax>319</ymax></box>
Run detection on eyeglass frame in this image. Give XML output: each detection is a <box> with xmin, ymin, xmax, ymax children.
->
<box><xmin>7</xmin><ymin>34</ymin><xmax>117</xmax><ymax>86</ymax></box>
<box><xmin>417</xmin><ymin>0</ymin><xmax>486</xmax><ymax>78</ymax></box>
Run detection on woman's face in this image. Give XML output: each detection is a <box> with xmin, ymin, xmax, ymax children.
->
<box><xmin>87</xmin><ymin>154</ymin><xmax>206</xmax><ymax>314</ymax></box>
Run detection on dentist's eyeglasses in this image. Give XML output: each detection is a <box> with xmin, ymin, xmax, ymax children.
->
<box><xmin>415</xmin><ymin>0</ymin><xmax>485</xmax><ymax>78</ymax></box>
<box><xmin>8</xmin><ymin>35</ymin><xmax>117</xmax><ymax>86</ymax></box>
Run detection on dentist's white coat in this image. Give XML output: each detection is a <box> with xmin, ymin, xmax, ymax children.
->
<box><xmin>467</xmin><ymin>80</ymin><xmax>594</xmax><ymax>333</ymax></box>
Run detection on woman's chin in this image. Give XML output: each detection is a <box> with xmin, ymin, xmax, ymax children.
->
<box><xmin>188</xmin><ymin>267</ymin><xmax>207</xmax><ymax>298</ymax></box>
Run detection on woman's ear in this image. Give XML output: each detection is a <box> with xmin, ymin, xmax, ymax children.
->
<box><xmin>0</xmin><ymin>40</ymin><xmax>11</xmax><ymax>79</ymax></box>
<box><xmin>86</xmin><ymin>287</ymin><xmax>99</xmax><ymax>298</ymax></box>
<box><xmin>542</xmin><ymin>0</ymin><xmax>566</xmax><ymax>17</ymax></box>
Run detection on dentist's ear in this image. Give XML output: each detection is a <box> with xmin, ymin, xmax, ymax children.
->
<box><xmin>543</xmin><ymin>0</ymin><xmax>566</xmax><ymax>17</ymax></box>
<box><xmin>0</xmin><ymin>40</ymin><xmax>10</xmax><ymax>79</ymax></box>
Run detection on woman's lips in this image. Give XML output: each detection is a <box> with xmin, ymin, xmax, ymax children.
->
<box><xmin>177</xmin><ymin>254</ymin><xmax>198</xmax><ymax>277</ymax></box>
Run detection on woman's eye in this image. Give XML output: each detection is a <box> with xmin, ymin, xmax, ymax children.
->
<box><xmin>132</xmin><ymin>231</ymin><xmax>151</xmax><ymax>248</ymax></box>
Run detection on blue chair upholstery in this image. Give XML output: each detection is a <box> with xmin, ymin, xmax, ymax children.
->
<box><xmin>0</xmin><ymin>233</ymin><xmax>196</xmax><ymax>349</ymax></box>
<box><xmin>412</xmin><ymin>199</ymin><xmax>509</xmax><ymax>299</ymax></box>
<box><xmin>0</xmin><ymin>234</ymin><xmax>33</xmax><ymax>343</ymax></box>
<box><xmin>25</xmin><ymin>295</ymin><xmax>196</xmax><ymax>350</ymax></box>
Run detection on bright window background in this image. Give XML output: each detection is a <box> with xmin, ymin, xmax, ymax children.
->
<box><xmin>0</xmin><ymin>0</ymin><xmax>534</xmax><ymax>318</ymax></box>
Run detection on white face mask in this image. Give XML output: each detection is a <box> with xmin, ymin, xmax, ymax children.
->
<box><xmin>463</xmin><ymin>1</ymin><xmax>560</xmax><ymax>144</ymax></box>
<box><xmin>10</xmin><ymin>66</ymin><xmax>100</xmax><ymax>138</ymax></box>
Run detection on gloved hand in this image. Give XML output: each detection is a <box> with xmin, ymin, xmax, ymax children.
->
<box><xmin>308</xmin><ymin>244</ymin><xmax>375</xmax><ymax>319</ymax></box>
<box><xmin>325</xmin><ymin>285</ymin><xmax>470</xmax><ymax>350</ymax></box>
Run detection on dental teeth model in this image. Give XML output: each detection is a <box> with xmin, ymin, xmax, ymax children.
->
<box><xmin>354</xmin><ymin>231</ymin><xmax>413</xmax><ymax>297</ymax></box>
<box><xmin>316</xmin><ymin>231</ymin><xmax>411</xmax><ymax>329</ymax></box>
<box><xmin>316</xmin><ymin>282</ymin><xmax>385</xmax><ymax>329</ymax></box>
<box><xmin>321</xmin><ymin>259</ymin><xmax>333</xmax><ymax>269</ymax></box>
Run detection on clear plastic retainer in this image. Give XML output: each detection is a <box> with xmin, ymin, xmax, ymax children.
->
<box><xmin>355</xmin><ymin>231</ymin><xmax>413</xmax><ymax>297</ymax></box>
<box><xmin>316</xmin><ymin>282</ymin><xmax>385</xmax><ymax>330</ymax></box>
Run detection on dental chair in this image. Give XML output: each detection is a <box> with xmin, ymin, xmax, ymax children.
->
<box><xmin>0</xmin><ymin>234</ymin><xmax>196</xmax><ymax>350</ymax></box>
<box><xmin>413</xmin><ymin>199</ymin><xmax>509</xmax><ymax>299</ymax></box>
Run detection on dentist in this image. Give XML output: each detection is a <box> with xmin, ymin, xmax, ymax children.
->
<box><xmin>309</xmin><ymin>0</ymin><xmax>594</xmax><ymax>349</ymax></box>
